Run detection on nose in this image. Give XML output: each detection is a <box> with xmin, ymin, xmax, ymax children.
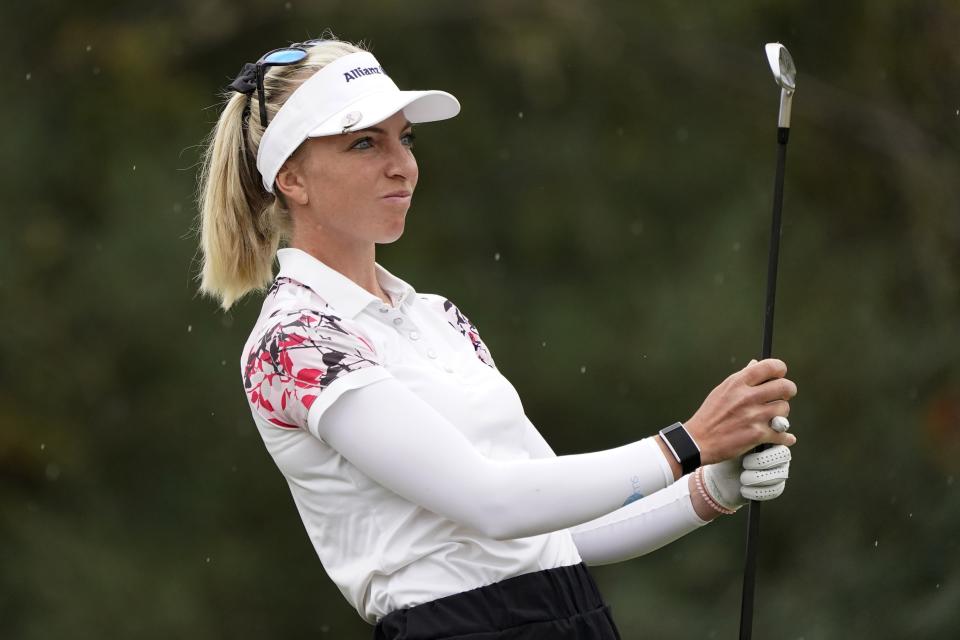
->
<box><xmin>384</xmin><ymin>139</ymin><xmax>418</xmax><ymax>185</ymax></box>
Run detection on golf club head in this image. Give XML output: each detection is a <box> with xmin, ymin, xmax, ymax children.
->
<box><xmin>764</xmin><ymin>43</ymin><xmax>797</xmax><ymax>91</ymax></box>
<box><xmin>764</xmin><ymin>42</ymin><xmax>797</xmax><ymax>129</ymax></box>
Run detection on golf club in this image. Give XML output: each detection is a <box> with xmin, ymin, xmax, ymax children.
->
<box><xmin>738</xmin><ymin>42</ymin><xmax>797</xmax><ymax>640</ymax></box>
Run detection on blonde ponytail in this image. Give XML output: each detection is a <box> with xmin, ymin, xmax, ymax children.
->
<box><xmin>195</xmin><ymin>37</ymin><xmax>365</xmax><ymax>310</ymax></box>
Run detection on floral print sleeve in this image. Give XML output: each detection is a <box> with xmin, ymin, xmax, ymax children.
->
<box><xmin>243</xmin><ymin>309</ymin><xmax>382</xmax><ymax>430</ymax></box>
<box><xmin>442</xmin><ymin>298</ymin><xmax>496</xmax><ymax>369</ymax></box>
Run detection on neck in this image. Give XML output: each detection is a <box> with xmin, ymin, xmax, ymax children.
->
<box><xmin>290</xmin><ymin>229</ymin><xmax>390</xmax><ymax>305</ymax></box>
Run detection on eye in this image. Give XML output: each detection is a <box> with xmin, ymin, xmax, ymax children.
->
<box><xmin>401</xmin><ymin>131</ymin><xmax>416</xmax><ymax>148</ymax></box>
<box><xmin>349</xmin><ymin>136</ymin><xmax>373</xmax><ymax>150</ymax></box>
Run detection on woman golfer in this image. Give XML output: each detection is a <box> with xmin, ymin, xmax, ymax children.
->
<box><xmin>196</xmin><ymin>37</ymin><xmax>797</xmax><ymax>639</ymax></box>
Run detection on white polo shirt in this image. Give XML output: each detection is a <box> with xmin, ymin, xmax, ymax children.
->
<box><xmin>241</xmin><ymin>248</ymin><xmax>582</xmax><ymax>624</ymax></box>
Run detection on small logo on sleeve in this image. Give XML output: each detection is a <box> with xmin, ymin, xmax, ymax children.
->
<box><xmin>622</xmin><ymin>475</ymin><xmax>645</xmax><ymax>506</ymax></box>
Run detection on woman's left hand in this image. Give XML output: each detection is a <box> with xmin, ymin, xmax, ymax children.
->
<box><xmin>701</xmin><ymin>445</ymin><xmax>792</xmax><ymax>512</ymax></box>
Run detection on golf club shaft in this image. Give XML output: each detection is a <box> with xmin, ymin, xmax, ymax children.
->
<box><xmin>760</xmin><ymin>127</ymin><xmax>789</xmax><ymax>361</ymax></box>
<box><xmin>739</xmin><ymin>126</ymin><xmax>789</xmax><ymax>640</ymax></box>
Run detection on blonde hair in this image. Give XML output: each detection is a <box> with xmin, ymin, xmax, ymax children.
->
<box><xmin>195</xmin><ymin>37</ymin><xmax>366</xmax><ymax>310</ymax></box>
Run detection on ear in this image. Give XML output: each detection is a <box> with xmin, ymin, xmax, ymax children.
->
<box><xmin>275</xmin><ymin>156</ymin><xmax>309</xmax><ymax>206</ymax></box>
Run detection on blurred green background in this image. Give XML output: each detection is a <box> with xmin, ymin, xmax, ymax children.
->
<box><xmin>2</xmin><ymin>1</ymin><xmax>958</xmax><ymax>638</ymax></box>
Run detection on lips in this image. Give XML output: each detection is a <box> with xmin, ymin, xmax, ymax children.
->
<box><xmin>382</xmin><ymin>190</ymin><xmax>412</xmax><ymax>198</ymax></box>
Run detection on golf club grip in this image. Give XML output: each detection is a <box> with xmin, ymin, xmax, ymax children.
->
<box><xmin>740</xmin><ymin>128</ymin><xmax>789</xmax><ymax>640</ymax></box>
<box><xmin>740</xmin><ymin>500</ymin><xmax>761</xmax><ymax>639</ymax></box>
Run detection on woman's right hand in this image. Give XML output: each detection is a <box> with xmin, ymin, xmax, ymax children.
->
<box><xmin>684</xmin><ymin>358</ymin><xmax>797</xmax><ymax>465</ymax></box>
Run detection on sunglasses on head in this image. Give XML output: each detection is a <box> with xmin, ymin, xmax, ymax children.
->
<box><xmin>230</xmin><ymin>39</ymin><xmax>330</xmax><ymax>128</ymax></box>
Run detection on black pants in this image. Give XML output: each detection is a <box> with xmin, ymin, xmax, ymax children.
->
<box><xmin>373</xmin><ymin>563</ymin><xmax>622</xmax><ymax>639</ymax></box>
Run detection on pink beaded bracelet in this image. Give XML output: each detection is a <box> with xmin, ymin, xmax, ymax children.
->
<box><xmin>694</xmin><ymin>467</ymin><xmax>737</xmax><ymax>515</ymax></box>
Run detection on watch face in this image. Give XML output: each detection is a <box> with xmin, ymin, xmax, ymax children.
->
<box><xmin>660</xmin><ymin>423</ymin><xmax>700</xmax><ymax>473</ymax></box>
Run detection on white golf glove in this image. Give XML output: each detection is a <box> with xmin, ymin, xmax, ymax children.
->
<box><xmin>701</xmin><ymin>445</ymin><xmax>792</xmax><ymax>511</ymax></box>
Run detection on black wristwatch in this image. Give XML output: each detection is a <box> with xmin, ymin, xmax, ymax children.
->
<box><xmin>658</xmin><ymin>422</ymin><xmax>702</xmax><ymax>475</ymax></box>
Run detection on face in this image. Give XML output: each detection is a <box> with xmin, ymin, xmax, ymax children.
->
<box><xmin>277</xmin><ymin>110</ymin><xmax>418</xmax><ymax>249</ymax></box>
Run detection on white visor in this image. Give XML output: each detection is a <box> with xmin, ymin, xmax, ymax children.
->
<box><xmin>256</xmin><ymin>51</ymin><xmax>460</xmax><ymax>193</ymax></box>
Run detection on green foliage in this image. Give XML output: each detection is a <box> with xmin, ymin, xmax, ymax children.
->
<box><xmin>2</xmin><ymin>1</ymin><xmax>958</xmax><ymax>638</ymax></box>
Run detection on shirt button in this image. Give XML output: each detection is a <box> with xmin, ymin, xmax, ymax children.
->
<box><xmin>392</xmin><ymin>317</ymin><xmax>403</xmax><ymax>325</ymax></box>
<box><xmin>378</xmin><ymin>306</ymin><xmax>389</xmax><ymax>313</ymax></box>
<box><xmin>427</xmin><ymin>349</ymin><xmax>438</xmax><ymax>359</ymax></box>
<box><xmin>409</xmin><ymin>331</ymin><xmax>420</xmax><ymax>340</ymax></box>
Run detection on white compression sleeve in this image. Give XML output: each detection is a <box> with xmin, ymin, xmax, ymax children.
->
<box><xmin>567</xmin><ymin>478</ymin><xmax>708</xmax><ymax>565</ymax></box>
<box><xmin>316</xmin><ymin>377</ymin><xmax>673</xmax><ymax>541</ymax></box>
<box><xmin>520</xmin><ymin>415</ymin><xmax>675</xmax><ymax>490</ymax></box>
<box><xmin>521</xmin><ymin>414</ymin><xmax>709</xmax><ymax>565</ymax></box>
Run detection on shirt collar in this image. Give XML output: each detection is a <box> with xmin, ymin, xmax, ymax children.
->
<box><xmin>276</xmin><ymin>248</ymin><xmax>417</xmax><ymax>319</ymax></box>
